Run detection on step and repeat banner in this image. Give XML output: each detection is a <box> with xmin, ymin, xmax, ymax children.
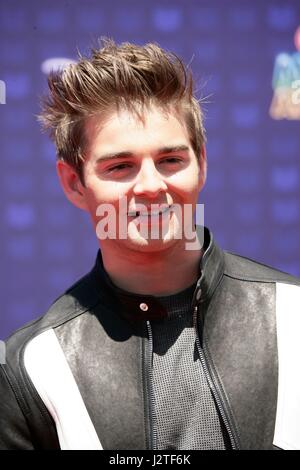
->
<box><xmin>1</xmin><ymin>0</ymin><xmax>300</xmax><ymax>338</ymax></box>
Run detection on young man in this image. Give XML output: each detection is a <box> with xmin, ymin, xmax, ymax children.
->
<box><xmin>1</xmin><ymin>39</ymin><xmax>300</xmax><ymax>450</ymax></box>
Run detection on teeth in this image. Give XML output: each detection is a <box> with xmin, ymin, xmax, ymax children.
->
<box><xmin>128</xmin><ymin>206</ymin><xmax>170</xmax><ymax>217</ymax></box>
<box><xmin>141</xmin><ymin>211</ymin><xmax>160</xmax><ymax>216</ymax></box>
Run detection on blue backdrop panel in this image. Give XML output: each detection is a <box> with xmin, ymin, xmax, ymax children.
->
<box><xmin>1</xmin><ymin>0</ymin><xmax>300</xmax><ymax>339</ymax></box>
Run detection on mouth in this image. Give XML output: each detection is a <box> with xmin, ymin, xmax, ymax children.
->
<box><xmin>128</xmin><ymin>205</ymin><xmax>172</xmax><ymax>218</ymax></box>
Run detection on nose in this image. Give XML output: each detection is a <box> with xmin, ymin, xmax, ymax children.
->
<box><xmin>133</xmin><ymin>159</ymin><xmax>167</xmax><ymax>198</ymax></box>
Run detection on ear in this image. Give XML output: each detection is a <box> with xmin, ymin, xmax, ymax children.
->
<box><xmin>56</xmin><ymin>160</ymin><xmax>89</xmax><ymax>211</ymax></box>
<box><xmin>199</xmin><ymin>145</ymin><xmax>207</xmax><ymax>189</ymax></box>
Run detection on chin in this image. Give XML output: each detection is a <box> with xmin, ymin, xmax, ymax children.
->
<box><xmin>125</xmin><ymin>237</ymin><xmax>179</xmax><ymax>254</ymax></box>
<box><xmin>125</xmin><ymin>221</ymin><xmax>182</xmax><ymax>253</ymax></box>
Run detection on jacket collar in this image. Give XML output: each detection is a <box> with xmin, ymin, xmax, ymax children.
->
<box><xmin>90</xmin><ymin>226</ymin><xmax>225</xmax><ymax>322</ymax></box>
<box><xmin>191</xmin><ymin>226</ymin><xmax>225</xmax><ymax>308</ymax></box>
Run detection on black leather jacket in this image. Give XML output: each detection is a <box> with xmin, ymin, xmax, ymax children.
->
<box><xmin>1</xmin><ymin>227</ymin><xmax>300</xmax><ymax>450</ymax></box>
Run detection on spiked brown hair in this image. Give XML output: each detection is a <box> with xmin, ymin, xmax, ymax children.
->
<box><xmin>39</xmin><ymin>38</ymin><xmax>206</xmax><ymax>184</ymax></box>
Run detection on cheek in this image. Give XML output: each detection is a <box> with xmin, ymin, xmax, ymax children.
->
<box><xmin>169</xmin><ymin>168</ymin><xmax>201</xmax><ymax>195</ymax></box>
<box><xmin>85</xmin><ymin>177</ymin><xmax>128</xmax><ymax>205</ymax></box>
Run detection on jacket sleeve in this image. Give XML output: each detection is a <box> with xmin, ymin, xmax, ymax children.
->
<box><xmin>0</xmin><ymin>364</ymin><xmax>35</xmax><ymax>449</ymax></box>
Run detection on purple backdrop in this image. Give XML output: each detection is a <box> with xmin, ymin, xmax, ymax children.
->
<box><xmin>1</xmin><ymin>0</ymin><xmax>300</xmax><ymax>339</ymax></box>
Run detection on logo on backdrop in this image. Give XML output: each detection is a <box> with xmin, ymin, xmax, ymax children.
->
<box><xmin>270</xmin><ymin>26</ymin><xmax>300</xmax><ymax>120</ymax></box>
<box><xmin>41</xmin><ymin>57</ymin><xmax>76</xmax><ymax>75</ymax></box>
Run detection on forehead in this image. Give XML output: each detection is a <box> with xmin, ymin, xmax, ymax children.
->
<box><xmin>84</xmin><ymin>105</ymin><xmax>191</xmax><ymax>159</ymax></box>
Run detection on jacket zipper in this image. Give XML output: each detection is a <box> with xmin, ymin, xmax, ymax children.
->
<box><xmin>193</xmin><ymin>305</ymin><xmax>240</xmax><ymax>450</ymax></box>
<box><xmin>144</xmin><ymin>320</ymin><xmax>157</xmax><ymax>450</ymax></box>
<box><xmin>144</xmin><ymin>308</ymin><xmax>240</xmax><ymax>450</ymax></box>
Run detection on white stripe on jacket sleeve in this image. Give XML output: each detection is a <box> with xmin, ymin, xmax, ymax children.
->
<box><xmin>23</xmin><ymin>328</ymin><xmax>103</xmax><ymax>450</ymax></box>
<box><xmin>274</xmin><ymin>282</ymin><xmax>300</xmax><ymax>450</ymax></box>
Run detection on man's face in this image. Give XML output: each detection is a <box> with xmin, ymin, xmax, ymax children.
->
<box><xmin>79</xmin><ymin>105</ymin><xmax>205</xmax><ymax>254</ymax></box>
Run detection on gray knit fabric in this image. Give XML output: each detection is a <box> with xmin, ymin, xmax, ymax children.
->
<box><xmin>152</xmin><ymin>284</ymin><xmax>226</xmax><ymax>450</ymax></box>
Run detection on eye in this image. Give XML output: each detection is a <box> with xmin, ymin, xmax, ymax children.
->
<box><xmin>107</xmin><ymin>163</ymin><xmax>133</xmax><ymax>172</ymax></box>
<box><xmin>159</xmin><ymin>157</ymin><xmax>183</xmax><ymax>164</ymax></box>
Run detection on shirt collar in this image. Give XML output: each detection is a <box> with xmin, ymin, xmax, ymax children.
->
<box><xmin>90</xmin><ymin>226</ymin><xmax>225</xmax><ymax>322</ymax></box>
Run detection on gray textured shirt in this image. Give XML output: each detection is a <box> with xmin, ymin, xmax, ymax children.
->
<box><xmin>152</xmin><ymin>283</ymin><xmax>226</xmax><ymax>450</ymax></box>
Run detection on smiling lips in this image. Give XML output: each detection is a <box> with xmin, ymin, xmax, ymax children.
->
<box><xmin>128</xmin><ymin>205</ymin><xmax>172</xmax><ymax>218</ymax></box>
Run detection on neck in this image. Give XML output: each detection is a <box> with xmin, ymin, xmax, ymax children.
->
<box><xmin>101</xmin><ymin>237</ymin><xmax>203</xmax><ymax>296</ymax></box>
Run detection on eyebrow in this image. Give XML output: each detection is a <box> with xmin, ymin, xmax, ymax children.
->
<box><xmin>95</xmin><ymin>145</ymin><xmax>190</xmax><ymax>164</ymax></box>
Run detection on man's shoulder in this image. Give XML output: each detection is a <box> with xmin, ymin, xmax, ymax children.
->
<box><xmin>223</xmin><ymin>251</ymin><xmax>300</xmax><ymax>287</ymax></box>
<box><xmin>4</xmin><ymin>268</ymin><xmax>102</xmax><ymax>359</ymax></box>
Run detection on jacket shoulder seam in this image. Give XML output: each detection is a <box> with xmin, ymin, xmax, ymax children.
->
<box><xmin>7</xmin><ymin>278</ymin><xmax>102</xmax><ymax>340</ymax></box>
<box><xmin>223</xmin><ymin>272</ymin><xmax>300</xmax><ymax>285</ymax></box>
<box><xmin>223</xmin><ymin>251</ymin><xmax>300</xmax><ymax>285</ymax></box>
